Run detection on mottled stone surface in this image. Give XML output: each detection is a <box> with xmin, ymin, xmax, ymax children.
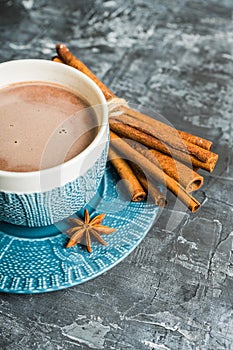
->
<box><xmin>0</xmin><ymin>0</ymin><xmax>233</xmax><ymax>349</ymax></box>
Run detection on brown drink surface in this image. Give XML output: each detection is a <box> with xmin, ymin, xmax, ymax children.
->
<box><xmin>0</xmin><ymin>82</ymin><xmax>99</xmax><ymax>172</ymax></box>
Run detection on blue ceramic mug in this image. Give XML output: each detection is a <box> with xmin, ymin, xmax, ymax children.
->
<box><xmin>0</xmin><ymin>60</ymin><xmax>109</xmax><ymax>227</ymax></box>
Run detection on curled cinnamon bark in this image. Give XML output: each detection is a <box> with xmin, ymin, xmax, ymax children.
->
<box><xmin>126</xmin><ymin>138</ymin><xmax>203</xmax><ymax>193</ymax></box>
<box><xmin>143</xmin><ymin>149</ymin><xmax>203</xmax><ymax>193</ymax></box>
<box><xmin>127</xmin><ymin>142</ymin><xmax>203</xmax><ymax>193</ymax></box>
<box><xmin>110</xmin><ymin>132</ymin><xmax>201</xmax><ymax>212</ymax></box>
<box><xmin>109</xmin><ymin>119</ymin><xmax>217</xmax><ymax>172</ymax></box>
<box><xmin>108</xmin><ymin>147</ymin><xmax>146</xmax><ymax>202</ymax></box>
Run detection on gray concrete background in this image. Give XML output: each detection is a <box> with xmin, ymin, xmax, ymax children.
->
<box><xmin>0</xmin><ymin>0</ymin><xmax>232</xmax><ymax>349</ymax></box>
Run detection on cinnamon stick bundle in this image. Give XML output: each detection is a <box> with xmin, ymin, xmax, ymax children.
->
<box><xmin>110</xmin><ymin>131</ymin><xmax>200</xmax><ymax>212</ymax></box>
<box><xmin>112</xmin><ymin>105</ymin><xmax>213</xmax><ymax>151</ymax></box>
<box><xmin>53</xmin><ymin>43</ymin><xmax>218</xmax><ymax>212</ymax></box>
<box><xmin>108</xmin><ymin>147</ymin><xmax>146</xmax><ymax>202</ymax></box>
<box><xmin>110</xmin><ymin>112</ymin><xmax>217</xmax><ymax>163</ymax></box>
<box><xmin>109</xmin><ymin>118</ymin><xmax>217</xmax><ymax>172</ymax></box>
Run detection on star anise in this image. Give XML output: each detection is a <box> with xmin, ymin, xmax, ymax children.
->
<box><xmin>66</xmin><ymin>209</ymin><xmax>116</xmax><ymax>253</ymax></box>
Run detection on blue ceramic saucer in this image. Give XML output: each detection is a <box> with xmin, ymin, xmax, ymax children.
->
<box><xmin>0</xmin><ymin>164</ymin><xmax>159</xmax><ymax>294</ymax></box>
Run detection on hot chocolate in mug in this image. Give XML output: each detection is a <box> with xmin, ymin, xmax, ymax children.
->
<box><xmin>0</xmin><ymin>59</ymin><xmax>109</xmax><ymax>227</ymax></box>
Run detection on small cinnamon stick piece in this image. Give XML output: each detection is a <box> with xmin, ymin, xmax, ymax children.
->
<box><xmin>56</xmin><ymin>43</ymin><xmax>115</xmax><ymax>101</ymax></box>
<box><xmin>130</xmin><ymin>163</ymin><xmax>167</xmax><ymax>207</ymax></box>
<box><xmin>108</xmin><ymin>147</ymin><xmax>146</xmax><ymax>202</ymax></box>
<box><xmin>109</xmin><ymin>119</ymin><xmax>217</xmax><ymax>172</ymax></box>
<box><xmin>52</xmin><ymin>56</ymin><xmax>64</xmax><ymax>63</ymax></box>
<box><xmin>110</xmin><ymin>131</ymin><xmax>201</xmax><ymax>212</ymax></box>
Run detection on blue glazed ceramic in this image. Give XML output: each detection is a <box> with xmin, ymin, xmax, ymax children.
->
<box><xmin>0</xmin><ymin>165</ymin><xmax>160</xmax><ymax>294</ymax></box>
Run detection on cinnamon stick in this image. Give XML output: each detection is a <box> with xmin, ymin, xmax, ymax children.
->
<box><xmin>142</xmin><ymin>149</ymin><xmax>203</xmax><ymax>193</ymax></box>
<box><xmin>178</xmin><ymin>130</ymin><xmax>212</xmax><ymax>150</ymax></box>
<box><xmin>108</xmin><ymin>147</ymin><xmax>146</xmax><ymax>202</ymax></box>
<box><xmin>109</xmin><ymin>119</ymin><xmax>217</xmax><ymax>172</ymax></box>
<box><xmin>126</xmin><ymin>139</ymin><xmax>203</xmax><ymax>193</ymax></box>
<box><xmin>56</xmin><ymin>43</ymin><xmax>115</xmax><ymax>101</ymax></box>
<box><xmin>110</xmin><ymin>131</ymin><xmax>201</xmax><ymax>212</ymax></box>
<box><xmin>53</xmin><ymin>43</ymin><xmax>217</xmax><ymax>212</ymax></box>
<box><xmin>113</xmin><ymin>105</ymin><xmax>213</xmax><ymax>151</ymax></box>
<box><xmin>130</xmin><ymin>163</ymin><xmax>167</xmax><ymax>207</ymax></box>
<box><xmin>55</xmin><ymin>44</ymin><xmax>214</xmax><ymax>152</ymax></box>
<box><xmin>111</xmin><ymin>112</ymin><xmax>218</xmax><ymax>163</ymax></box>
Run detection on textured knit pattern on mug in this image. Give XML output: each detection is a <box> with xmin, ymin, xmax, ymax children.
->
<box><xmin>0</xmin><ymin>145</ymin><xmax>108</xmax><ymax>227</ymax></box>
